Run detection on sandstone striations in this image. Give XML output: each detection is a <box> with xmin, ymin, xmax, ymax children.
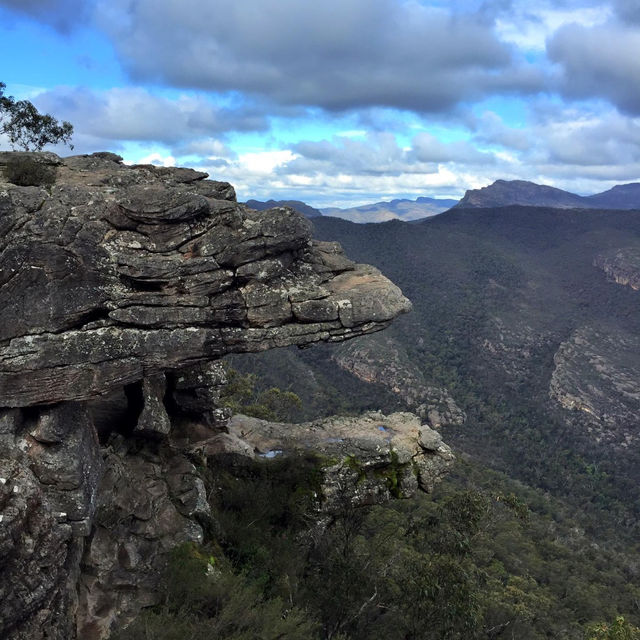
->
<box><xmin>0</xmin><ymin>152</ymin><xmax>410</xmax><ymax>407</ymax></box>
<box><xmin>0</xmin><ymin>152</ymin><xmax>444</xmax><ymax>640</ymax></box>
<box><xmin>328</xmin><ymin>333</ymin><xmax>465</xmax><ymax>428</ymax></box>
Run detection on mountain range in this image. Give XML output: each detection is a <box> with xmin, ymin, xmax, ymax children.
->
<box><xmin>246</xmin><ymin>180</ymin><xmax>640</xmax><ymax>223</ymax></box>
<box><xmin>245</xmin><ymin>198</ymin><xmax>323</xmax><ymax>217</ymax></box>
<box><xmin>231</xmin><ymin>201</ymin><xmax>640</xmax><ymax>548</ymax></box>
<box><xmin>322</xmin><ymin>196</ymin><xmax>459</xmax><ymax>222</ymax></box>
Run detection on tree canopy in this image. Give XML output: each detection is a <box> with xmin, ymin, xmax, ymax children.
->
<box><xmin>0</xmin><ymin>82</ymin><xmax>73</xmax><ymax>151</ymax></box>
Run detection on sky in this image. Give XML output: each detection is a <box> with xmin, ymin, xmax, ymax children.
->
<box><xmin>1</xmin><ymin>0</ymin><xmax>639</xmax><ymax>211</ymax></box>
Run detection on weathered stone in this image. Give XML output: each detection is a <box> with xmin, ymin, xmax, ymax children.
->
<box><xmin>309</xmin><ymin>240</ymin><xmax>356</xmax><ymax>274</ymax></box>
<box><xmin>0</xmin><ymin>152</ymin><xmax>418</xmax><ymax>640</ymax></box>
<box><xmin>133</xmin><ymin>165</ymin><xmax>208</xmax><ymax>184</ymax></box>
<box><xmin>330</xmin><ymin>333</ymin><xmax>466</xmax><ymax>427</ymax></box>
<box><xmin>134</xmin><ymin>375</ymin><xmax>171</xmax><ymax>437</ymax></box>
<box><xmin>77</xmin><ymin>435</ymin><xmax>205</xmax><ymax>639</ymax></box>
<box><xmin>0</xmin><ymin>403</ymin><xmax>101</xmax><ymax>640</ymax></box>
<box><xmin>594</xmin><ymin>248</ymin><xmax>640</xmax><ymax>291</ymax></box>
<box><xmin>0</xmin><ymin>154</ymin><xmax>410</xmax><ymax>409</ymax></box>
<box><xmin>224</xmin><ymin>411</ymin><xmax>455</xmax><ymax>505</ymax></box>
<box><xmin>170</xmin><ymin>361</ymin><xmax>227</xmax><ymax>415</ymax></box>
<box><xmin>550</xmin><ymin>325</ymin><xmax>640</xmax><ymax>446</ymax></box>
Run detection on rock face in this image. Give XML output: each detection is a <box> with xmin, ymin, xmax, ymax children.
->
<box><xmin>550</xmin><ymin>325</ymin><xmax>640</xmax><ymax>447</ymax></box>
<box><xmin>0</xmin><ymin>152</ymin><xmax>418</xmax><ymax>640</ymax></box>
<box><xmin>221</xmin><ymin>411</ymin><xmax>454</xmax><ymax>505</ymax></box>
<box><xmin>594</xmin><ymin>248</ymin><xmax>640</xmax><ymax>291</ymax></box>
<box><xmin>329</xmin><ymin>333</ymin><xmax>465</xmax><ymax>428</ymax></box>
<box><xmin>0</xmin><ymin>152</ymin><xmax>410</xmax><ymax>408</ymax></box>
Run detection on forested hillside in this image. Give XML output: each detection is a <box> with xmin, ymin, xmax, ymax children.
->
<box><xmin>221</xmin><ymin>205</ymin><xmax>640</xmax><ymax>636</ymax></box>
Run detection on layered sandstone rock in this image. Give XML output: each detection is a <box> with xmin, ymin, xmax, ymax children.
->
<box><xmin>594</xmin><ymin>248</ymin><xmax>640</xmax><ymax>291</ymax></box>
<box><xmin>549</xmin><ymin>325</ymin><xmax>640</xmax><ymax>447</ymax></box>
<box><xmin>0</xmin><ymin>152</ymin><xmax>410</xmax><ymax>407</ymax></box>
<box><xmin>0</xmin><ymin>152</ymin><xmax>430</xmax><ymax>639</ymax></box>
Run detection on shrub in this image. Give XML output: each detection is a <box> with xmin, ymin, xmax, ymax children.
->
<box><xmin>111</xmin><ymin>543</ymin><xmax>320</xmax><ymax>640</ymax></box>
<box><xmin>4</xmin><ymin>156</ymin><xmax>56</xmax><ymax>187</ymax></box>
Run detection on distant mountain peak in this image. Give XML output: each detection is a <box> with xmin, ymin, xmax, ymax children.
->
<box><xmin>323</xmin><ymin>196</ymin><xmax>458</xmax><ymax>223</ymax></box>
<box><xmin>456</xmin><ymin>180</ymin><xmax>640</xmax><ymax>210</ymax></box>
<box><xmin>456</xmin><ymin>179</ymin><xmax>585</xmax><ymax>209</ymax></box>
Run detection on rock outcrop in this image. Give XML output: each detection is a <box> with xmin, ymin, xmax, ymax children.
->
<box><xmin>550</xmin><ymin>325</ymin><xmax>640</xmax><ymax>446</ymax></box>
<box><xmin>594</xmin><ymin>248</ymin><xmax>640</xmax><ymax>291</ymax></box>
<box><xmin>0</xmin><ymin>152</ymin><xmax>410</xmax><ymax>408</ymax></box>
<box><xmin>329</xmin><ymin>333</ymin><xmax>465</xmax><ymax>428</ymax></box>
<box><xmin>0</xmin><ymin>152</ymin><xmax>425</xmax><ymax>639</ymax></box>
<box><xmin>220</xmin><ymin>411</ymin><xmax>454</xmax><ymax>505</ymax></box>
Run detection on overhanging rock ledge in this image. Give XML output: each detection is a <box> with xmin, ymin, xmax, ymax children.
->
<box><xmin>0</xmin><ymin>152</ymin><xmax>444</xmax><ymax>640</ymax></box>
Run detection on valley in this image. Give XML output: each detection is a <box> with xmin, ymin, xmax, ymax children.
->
<box><xmin>231</xmin><ymin>204</ymin><xmax>640</xmax><ymax>537</ymax></box>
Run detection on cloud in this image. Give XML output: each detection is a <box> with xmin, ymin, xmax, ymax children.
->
<box><xmin>471</xmin><ymin>111</ymin><xmax>532</xmax><ymax>150</ymax></box>
<box><xmin>290</xmin><ymin>133</ymin><xmax>407</xmax><ymax>176</ymax></box>
<box><xmin>614</xmin><ymin>0</ymin><xmax>640</xmax><ymax>23</ymax></box>
<box><xmin>32</xmin><ymin>86</ymin><xmax>270</xmax><ymax>146</ymax></box>
<box><xmin>547</xmin><ymin>22</ymin><xmax>640</xmax><ymax>114</ymax></box>
<box><xmin>95</xmin><ymin>0</ymin><xmax>543</xmax><ymax>113</ymax></box>
<box><xmin>137</xmin><ymin>152</ymin><xmax>175</xmax><ymax>167</ymax></box>
<box><xmin>287</xmin><ymin>132</ymin><xmax>496</xmax><ymax>181</ymax></box>
<box><xmin>411</xmin><ymin>132</ymin><xmax>496</xmax><ymax>164</ymax></box>
<box><xmin>0</xmin><ymin>0</ymin><xmax>88</xmax><ymax>30</ymax></box>
<box><xmin>495</xmin><ymin>3</ymin><xmax>612</xmax><ymax>51</ymax></box>
<box><xmin>541</xmin><ymin>110</ymin><xmax>640</xmax><ymax>167</ymax></box>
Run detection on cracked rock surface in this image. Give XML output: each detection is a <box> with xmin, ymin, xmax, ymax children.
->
<box><xmin>550</xmin><ymin>325</ymin><xmax>640</xmax><ymax>447</ymax></box>
<box><xmin>0</xmin><ymin>152</ymin><xmax>411</xmax><ymax>408</ymax></box>
<box><xmin>0</xmin><ymin>152</ymin><xmax>415</xmax><ymax>639</ymax></box>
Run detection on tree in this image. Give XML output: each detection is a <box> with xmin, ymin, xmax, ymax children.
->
<box><xmin>586</xmin><ymin>616</ymin><xmax>640</xmax><ymax>640</ymax></box>
<box><xmin>0</xmin><ymin>82</ymin><xmax>73</xmax><ymax>151</ymax></box>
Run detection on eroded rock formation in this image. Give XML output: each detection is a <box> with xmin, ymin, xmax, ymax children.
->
<box><xmin>550</xmin><ymin>325</ymin><xmax>640</xmax><ymax>447</ymax></box>
<box><xmin>329</xmin><ymin>333</ymin><xmax>465</xmax><ymax>428</ymax></box>
<box><xmin>0</xmin><ymin>152</ymin><xmax>447</xmax><ymax>640</ymax></box>
<box><xmin>0</xmin><ymin>152</ymin><xmax>410</xmax><ymax>407</ymax></box>
<box><xmin>594</xmin><ymin>248</ymin><xmax>640</xmax><ymax>291</ymax></box>
<box><xmin>222</xmin><ymin>411</ymin><xmax>454</xmax><ymax>505</ymax></box>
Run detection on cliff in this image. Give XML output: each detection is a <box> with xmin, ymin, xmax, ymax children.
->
<box><xmin>0</xmin><ymin>152</ymin><xmax>448</xmax><ymax>639</ymax></box>
<box><xmin>594</xmin><ymin>248</ymin><xmax>640</xmax><ymax>290</ymax></box>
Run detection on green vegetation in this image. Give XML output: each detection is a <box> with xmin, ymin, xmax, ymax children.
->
<box><xmin>586</xmin><ymin>617</ymin><xmax>640</xmax><ymax>640</ymax></box>
<box><xmin>115</xmin><ymin>453</ymin><xmax>640</xmax><ymax>639</ymax></box>
<box><xmin>219</xmin><ymin>365</ymin><xmax>303</xmax><ymax>422</ymax></box>
<box><xmin>1</xmin><ymin>81</ymin><xmax>73</xmax><ymax>151</ymax></box>
<box><xmin>112</xmin><ymin>542</ymin><xmax>320</xmax><ymax>640</ymax></box>
<box><xmin>4</xmin><ymin>155</ymin><xmax>56</xmax><ymax>186</ymax></box>
<box><xmin>118</xmin><ymin>206</ymin><xmax>640</xmax><ymax>637</ymax></box>
<box><xmin>305</xmin><ymin>210</ymin><xmax>640</xmax><ymax>536</ymax></box>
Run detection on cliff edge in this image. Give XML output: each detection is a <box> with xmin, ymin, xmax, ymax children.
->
<box><xmin>0</xmin><ymin>152</ymin><xmax>445</xmax><ymax>640</ymax></box>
